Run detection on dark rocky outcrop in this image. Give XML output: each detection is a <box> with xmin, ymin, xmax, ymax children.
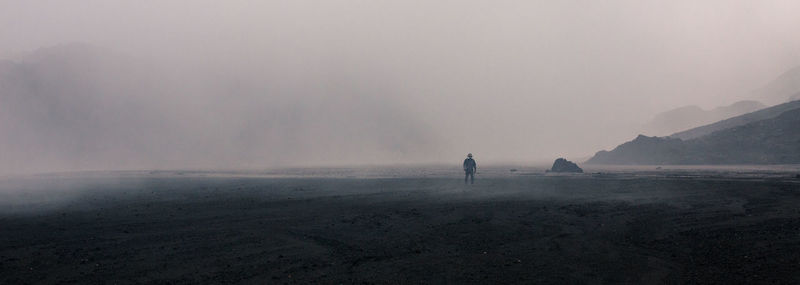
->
<box><xmin>588</xmin><ymin>135</ymin><xmax>688</xmax><ymax>165</ymax></box>
<box><xmin>549</xmin><ymin>158</ymin><xmax>583</xmax><ymax>173</ymax></box>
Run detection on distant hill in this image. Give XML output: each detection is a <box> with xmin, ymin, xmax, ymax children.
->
<box><xmin>670</xmin><ymin>99</ymin><xmax>800</xmax><ymax>140</ymax></box>
<box><xmin>642</xmin><ymin>100</ymin><xmax>765</xmax><ymax>136</ymax></box>
<box><xmin>751</xmin><ymin>66</ymin><xmax>800</xmax><ymax>105</ymax></box>
<box><xmin>586</xmin><ymin>106</ymin><xmax>800</xmax><ymax>165</ymax></box>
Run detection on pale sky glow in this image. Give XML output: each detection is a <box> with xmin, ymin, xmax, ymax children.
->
<box><xmin>1</xmin><ymin>1</ymin><xmax>799</xmax><ymax>172</ymax></box>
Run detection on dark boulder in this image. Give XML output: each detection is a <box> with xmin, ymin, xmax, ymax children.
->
<box><xmin>549</xmin><ymin>158</ymin><xmax>583</xmax><ymax>173</ymax></box>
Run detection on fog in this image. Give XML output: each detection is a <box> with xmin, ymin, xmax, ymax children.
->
<box><xmin>2</xmin><ymin>1</ymin><xmax>800</xmax><ymax>174</ymax></box>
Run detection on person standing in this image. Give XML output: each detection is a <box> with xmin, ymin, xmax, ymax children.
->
<box><xmin>463</xmin><ymin>153</ymin><xmax>477</xmax><ymax>184</ymax></box>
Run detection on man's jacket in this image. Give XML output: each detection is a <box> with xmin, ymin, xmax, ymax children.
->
<box><xmin>463</xmin><ymin>158</ymin><xmax>477</xmax><ymax>173</ymax></box>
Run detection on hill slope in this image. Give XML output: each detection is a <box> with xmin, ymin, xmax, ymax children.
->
<box><xmin>670</xmin><ymin>99</ymin><xmax>800</xmax><ymax>140</ymax></box>
<box><xmin>587</xmin><ymin>107</ymin><xmax>800</xmax><ymax>165</ymax></box>
<box><xmin>642</xmin><ymin>100</ymin><xmax>765</xmax><ymax>136</ymax></box>
<box><xmin>751</xmin><ymin>66</ymin><xmax>800</xmax><ymax>105</ymax></box>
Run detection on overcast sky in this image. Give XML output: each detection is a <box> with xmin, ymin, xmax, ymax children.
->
<box><xmin>1</xmin><ymin>1</ymin><xmax>800</xmax><ymax>172</ymax></box>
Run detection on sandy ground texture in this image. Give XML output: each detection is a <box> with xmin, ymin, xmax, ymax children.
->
<box><xmin>1</xmin><ymin>167</ymin><xmax>799</xmax><ymax>284</ymax></box>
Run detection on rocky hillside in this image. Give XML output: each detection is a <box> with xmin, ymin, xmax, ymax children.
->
<box><xmin>587</xmin><ymin>107</ymin><xmax>800</xmax><ymax>165</ymax></box>
<box><xmin>642</xmin><ymin>100</ymin><xmax>765</xmax><ymax>136</ymax></box>
<box><xmin>670</xmin><ymin>99</ymin><xmax>800</xmax><ymax>140</ymax></box>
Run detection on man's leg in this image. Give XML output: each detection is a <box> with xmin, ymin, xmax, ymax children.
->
<box><xmin>464</xmin><ymin>171</ymin><xmax>468</xmax><ymax>184</ymax></box>
<box><xmin>470</xmin><ymin>172</ymin><xmax>474</xmax><ymax>184</ymax></box>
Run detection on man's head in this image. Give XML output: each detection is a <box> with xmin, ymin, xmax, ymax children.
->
<box><xmin>467</xmin><ymin>153</ymin><xmax>473</xmax><ymax>158</ymax></box>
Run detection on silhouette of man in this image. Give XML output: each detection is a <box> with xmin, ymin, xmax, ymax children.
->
<box><xmin>463</xmin><ymin>153</ymin><xmax>477</xmax><ymax>184</ymax></box>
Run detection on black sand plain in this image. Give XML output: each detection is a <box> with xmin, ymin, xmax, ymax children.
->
<box><xmin>1</xmin><ymin>166</ymin><xmax>799</xmax><ymax>284</ymax></box>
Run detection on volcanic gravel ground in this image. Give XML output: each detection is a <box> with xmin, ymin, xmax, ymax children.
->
<box><xmin>1</xmin><ymin>173</ymin><xmax>799</xmax><ymax>283</ymax></box>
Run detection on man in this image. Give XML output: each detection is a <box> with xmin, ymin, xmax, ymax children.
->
<box><xmin>463</xmin><ymin>153</ymin><xmax>477</xmax><ymax>184</ymax></box>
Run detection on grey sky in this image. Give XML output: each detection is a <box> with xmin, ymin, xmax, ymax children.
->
<box><xmin>1</xmin><ymin>1</ymin><xmax>799</xmax><ymax>172</ymax></box>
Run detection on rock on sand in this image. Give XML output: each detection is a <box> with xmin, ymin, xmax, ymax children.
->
<box><xmin>549</xmin><ymin>158</ymin><xmax>583</xmax><ymax>173</ymax></box>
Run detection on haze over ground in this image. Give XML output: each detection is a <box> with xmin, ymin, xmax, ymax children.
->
<box><xmin>2</xmin><ymin>1</ymin><xmax>800</xmax><ymax>174</ymax></box>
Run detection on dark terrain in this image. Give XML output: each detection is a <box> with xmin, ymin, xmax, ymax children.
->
<box><xmin>1</xmin><ymin>168</ymin><xmax>799</xmax><ymax>284</ymax></box>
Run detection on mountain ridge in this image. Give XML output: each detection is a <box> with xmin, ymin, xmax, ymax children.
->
<box><xmin>750</xmin><ymin>65</ymin><xmax>800</xmax><ymax>105</ymax></box>
<box><xmin>670</xmin><ymin>99</ymin><xmax>800</xmax><ymax>140</ymax></box>
<box><xmin>642</xmin><ymin>100</ymin><xmax>765</xmax><ymax>136</ymax></box>
<box><xmin>587</xmin><ymin>101</ymin><xmax>800</xmax><ymax>165</ymax></box>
